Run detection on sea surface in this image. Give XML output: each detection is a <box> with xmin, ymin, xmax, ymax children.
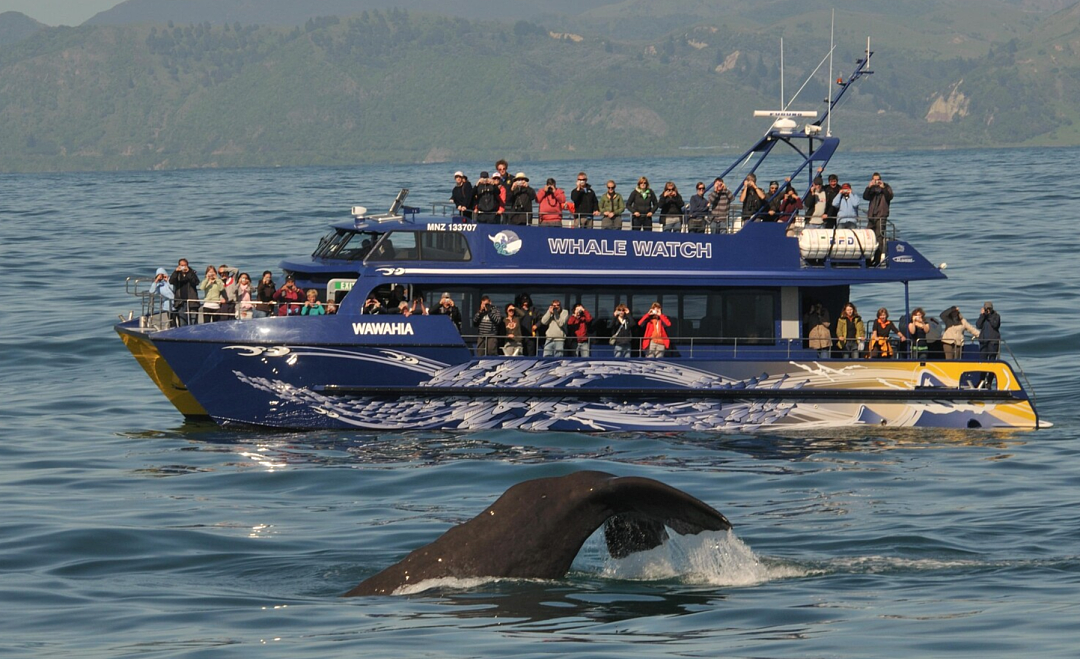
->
<box><xmin>1</xmin><ymin>147</ymin><xmax>1079</xmax><ymax>658</ymax></box>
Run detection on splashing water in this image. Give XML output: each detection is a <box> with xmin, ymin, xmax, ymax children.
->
<box><xmin>590</xmin><ymin>529</ymin><xmax>804</xmax><ymax>586</ymax></box>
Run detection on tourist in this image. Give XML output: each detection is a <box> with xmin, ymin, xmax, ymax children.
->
<box><xmin>778</xmin><ymin>184</ymin><xmax>803</xmax><ymax>224</ymax></box>
<box><xmin>598</xmin><ymin>180</ymin><xmax>625</xmax><ymax>230</ymax></box>
<box><xmin>472</xmin><ymin>171</ymin><xmax>502</xmax><ymax>225</ymax></box>
<box><xmin>941</xmin><ymin>306</ymin><xmax>979</xmax><ymax>360</ymax></box>
<box><xmin>199</xmin><ymin>265</ymin><xmax>226</xmax><ymax>322</ymax></box>
<box><xmin>863</xmin><ymin>172</ymin><xmax>893</xmax><ymax>264</ymax></box>
<box><xmin>707</xmin><ymin>177</ymin><xmax>733</xmax><ymax>234</ymax></box>
<box><xmin>363</xmin><ymin>295</ymin><xmax>384</xmax><ymax>315</ymax></box>
<box><xmin>503</xmin><ymin>303</ymin><xmax>524</xmax><ymax>356</ymax></box>
<box><xmin>835</xmin><ymin>302</ymin><xmax>865</xmax><ymax>359</ymax></box>
<box><xmin>256</xmin><ymin>271</ymin><xmax>276</xmax><ymax>317</ymax></box>
<box><xmin>657</xmin><ymin>181</ymin><xmax>685</xmax><ymax>232</ymax></box>
<box><xmin>740</xmin><ymin>173</ymin><xmax>766</xmax><ymax>221</ymax></box>
<box><xmin>233</xmin><ymin>273</ymin><xmax>257</xmax><ymax>319</ymax></box>
<box><xmin>763</xmin><ymin>180</ymin><xmax>782</xmax><ymax>221</ymax></box>
<box><xmin>301</xmin><ymin>289</ymin><xmax>326</xmax><ymax>316</ymax></box>
<box><xmin>907</xmin><ymin>307</ymin><xmax>930</xmax><ymax>356</ymax></box>
<box><xmin>835</xmin><ymin>183</ymin><xmax>860</xmax><ymax>227</ymax></box>
<box><xmin>639</xmin><ymin>302</ymin><xmax>671</xmax><ymax>358</ymax></box>
<box><xmin>803</xmin><ymin>176</ymin><xmax>827</xmax><ymax>226</ymax></box>
<box><xmin>567</xmin><ymin>303</ymin><xmax>593</xmax><ymax>357</ymax></box>
<box><xmin>571</xmin><ymin>172</ymin><xmax>600</xmax><ymax>229</ymax></box>
<box><xmin>626</xmin><ymin>176</ymin><xmax>657</xmax><ymax>231</ymax></box>
<box><xmin>536</xmin><ymin>178</ymin><xmax>566</xmax><ymax>226</ymax></box>
<box><xmin>540</xmin><ymin>299</ymin><xmax>569</xmax><ymax>356</ymax></box>
<box><xmin>272</xmin><ymin>275</ymin><xmax>305</xmax><ymax>316</ymax></box>
<box><xmin>169</xmin><ymin>258</ymin><xmax>200</xmax><ymax>326</ymax></box>
<box><xmin>610</xmin><ymin>304</ymin><xmax>633</xmax><ymax>358</ymax></box>
<box><xmin>976</xmin><ymin>301</ymin><xmax>1001</xmax><ymax>360</ymax></box>
<box><xmin>506</xmin><ymin>173</ymin><xmax>536</xmax><ymax>226</ymax></box>
<box><xmin>149</xmin><ymin>267</ymin><xmax>174</xmax><ymax>327</ymax></box>
<box><xmin>451</xmin><ymin>171</ymin><xmax>474</xmax><ymax>222</ymax></box>
<box><xmin>410</xmin><ymin>295</ymin><xmax>428</xmax><ymax>316</ymax></box>
<box><xmin>433</xmin><ymin>292</ymin><xmax>462</xmax><ymax>330</ymax></box>
<box><xmin>823</xmin><ymin>173</ymin><xmax>842</xmax><ymax>227</ymax></box>
<box><xmin>515</xmin><ymin>293</ymin><xmax>538</xmax><ymax>355</ymax></box>
<box><xmin>473</xmin><ymin>295</ymin><xmax>502</xmax><ymax>356</ymax></box>
<box><xmin>686</xmin><ymin>182</ymin><xmax>709</xmax><ymax>233</ymax></box>
<box><xmin>868</xmin><ymin>307</ymin><xmax>907</xmax><ymax>358</ymax></box>
<box><xmin>803</xmin><ymin>301</ymin><xmax>831</xmax><ymax>359</ymax></box>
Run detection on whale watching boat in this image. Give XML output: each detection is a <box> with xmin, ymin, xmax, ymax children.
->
<box><xmin>115</xmin><ymin>49</ymin><xmax>1044</xmax><ymax>431</ymax></box>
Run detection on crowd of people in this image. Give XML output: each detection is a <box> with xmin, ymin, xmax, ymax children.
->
<box><xmin>803</xmin><ymin>300</ymin><xmax>1002</xmax><ymax>361</ymax></box>
<box><xmin>149</xmin><ymin>258</ymin><xmax>336</xmax><ymax>325</ymax></box>
<box><xmin>450</xmin><ymin>159</ymin><xmax>895</xmax><ymax>242</ymax></box>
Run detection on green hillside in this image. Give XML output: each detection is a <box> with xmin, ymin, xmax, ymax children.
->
<box><xmin>0</xmin><ymin>6</ymin><xmax>1078</xmax><ymax>172</ymax></box>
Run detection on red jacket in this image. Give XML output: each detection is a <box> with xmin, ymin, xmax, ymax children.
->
<box><xmin>536</xmin><ymin>187</ymin><xmax>565</xmax><ymax>224</ymax></box>
<box><xmin>567</xmin><ymin>309</ymin><xmax>593</xmax><ymax>342</ymax></box>
<box><xmin>638</xmin><ymin>312</ymin><xmax>671</xmax><ymax>349</ymax></box>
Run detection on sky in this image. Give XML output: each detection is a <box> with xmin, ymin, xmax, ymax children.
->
<box><xmin>0</xmin><ymin>0</ymin><xmax>121</xmax><ymax>26</ymax></box>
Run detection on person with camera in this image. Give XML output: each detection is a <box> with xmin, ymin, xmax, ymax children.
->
<box><xmin>505</xmin><ymin>173</ymin><xmax>536</xmax><ymax>226</ymax></box>
<box><xmin>514</xmin><ymin>293</ymin><xmax>538</xmax><ymax>355</ymax></box>
<box><xmin>472</xmin><ymin>171</ymin><xmax>503</xmax><ymax>225</ymax></box>
<box><xmin>362</xmin><ymin>295</ymin><xmax>384</xmax><ymax>315</ymax></box>
<box><xmin>570</xmin><ymin>172</ymin><xmax>600</xmax><ymax>229</ymax></box>
<box><xmin>148</xmin><ymin>267</ymin><xmax>175</xmax><ymax>327</ymax></box>
<box><xmin>638</xmin><ymin>302</ymin><xmax>672</xmax><ymax>358</ymax></box>
<box><xmin>535</xmin><ymin>178</ymin><xmax>566</xmax><ymax>226</ymax></box>
<box><xmin>199</xmin><ymin>265</ymin><xmax>227</xmax><ymax>322</ymax></box>
<box><xmin>778</xmin><ymin>183</ymin><xmax>804</xmax><ymax>228</ymax></box>
<box><xmin>272</xmin><ymin>275</ymin><xmax>305</xmax><ymax>317</ymax></box>
<box><xmin>566</xmin><ymin>303</ymin><xmax>594</xmax><ymax>357</ymax></box>
<box><xmin>598</xmin><ymin>180</ymin><xmax>625</xmax><ymax>230</ymax></box>
<box><xmin>255</xmin><ymin>271</ymin><xmax>276</xmax><ymax>317</ymax></box>
<box><xmin>610</xmin><ymin>304</ymin><xmax>633</xmax><ymax>358</ymax></box>
<box><xmin>300</xmin><ymin>288</ymin><xmax>326</xmax><ymax>316</ymax></box>
<box><xmin>740</xmin><ymin>173</ymin><xmax>766</xmax><ymax>222</ymax></box>
<box><xmin>169</xmin><ymin>258</ymin><xmax>200</xmax><ymax>326</ymax></box>
<box><xmin>432</xmin><ymin>292</ymin><xmax>462</xmax><ymax>331</ymax></box>
<box><xmin>472</xmin><ymin>295</ymin><xmax>503</xmax><ymax>356</ymax></box>
<box><xmin>941</xmin><ymin>305</ymin><xmax>979</xmax><ymax>360</ymax></box>
<box><xmin>540</xmin><ymin>299</ymin><xmax>569</xmax><ymax>357</ymax></box>
<box><xmin>503</xmin><ymin>303</ymin><xmax>524</xmax><ymax>356</ymax></box>
<box><xmin>707</xmin><ymin>177</ymin><xmax>733</xmax><ymax>234</ymax></box>
<box><xmin>657</xmin><ymin>181</ymin><xmax>685</xmax><ymax>232</ymax></box>
<box><xmin>626</xmin><ymin>176</ymin><xmax>657</xmax><ymax>231</ymax></box>
<box><xmin>803</xmin><ymin>176</ymin><xmax>827</xmax><ymax>226</ymax></box>
<box><xmin>835</xmin><ymin>183</ymin><xmax>861</xmax><ymax>227</ymax></box>
<box><xmin>863</xmin><ymin>172</ymin><xmax>893</xmax><ymax>265</ymax></box>
<box><xmin>976</xmin><ymin>302</ymin><xmax>1001</xmax><ymax>361</ymax></box>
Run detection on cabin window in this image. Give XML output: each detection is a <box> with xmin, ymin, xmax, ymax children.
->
<box><xmin>368</xmin><ymin>231</ymin><xmax>418</xmax><ymax>261</ymax></box>
<box><xmin>420</xmin><ymin>232</ymin><xmax>472</xmax><ymax>261</ymax></box>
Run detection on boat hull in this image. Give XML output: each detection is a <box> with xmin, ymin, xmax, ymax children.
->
<box><xmin>115</xmin><ymin>320</ymin><xmax>209</xmax><ymax>419</ymax></box>
<box><xmin>147</xmin><ymin>320</ymin><xmax>1039</xmax><ymax>431</ymax></box>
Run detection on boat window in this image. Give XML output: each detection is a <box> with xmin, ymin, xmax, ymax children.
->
<box><xmin>723</xmin><ymin>290</ymin><xmax>777</xmax><ymax>344</ymax></box>
<box><xmin>420</xmin><ymin>231</ymin><xmax>472</xmax><ymax>261</ymax></box>
<box><xmin>368</xmin><ymin>231</ymin><xmax>418</xmax><ymax>261</ymax></box>
<box><xmin>312</xmin><ymin>230</ymin><xmax>345</xmax><ymax>258</ymax></box>
<box><xmin>338</xmin><ymin>231</ymin><xmax>382</xmax><ymax>261</ymax></box>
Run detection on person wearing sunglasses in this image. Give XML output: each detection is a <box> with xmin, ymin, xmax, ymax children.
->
<box><xmin>687</xmin><ymin>181</ymin><xmax>709</xmax><ymax>233</ymax></box>
<box><xmin>597</xmin><ymin>180</ymin><xmax>625</xmax><ymax>230</ymax></box>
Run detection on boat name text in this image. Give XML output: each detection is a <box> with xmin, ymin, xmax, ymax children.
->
<box><xmin>352</xmin><ymin>322</ymin><xmax>415</xmax><ymax>336</ymax></box>
<box><xmin>547</xmin><ymin>238</ymin><xmax>712</xmax><ymax>259</ymax></box>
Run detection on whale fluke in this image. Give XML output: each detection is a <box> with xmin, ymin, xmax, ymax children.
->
<box><xmin>345</xmin><ymin>470</ymin><xmax>731</xmax><ymax>596</ymax></box>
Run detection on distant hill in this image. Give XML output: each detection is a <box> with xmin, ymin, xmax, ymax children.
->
<box><xmin>0</xmin><ymin>11</ymin><xmax>45</xmax><ymax>46</ymax></box>
<box><xmin>0</xmin><ymin>5</ymin><xmax>1078</xmax><ymax>172</ymax></box>
<box><xmin>84</xmin><ymin>0</ymin><xmax>613</xmax><ymax>27</ymax></box>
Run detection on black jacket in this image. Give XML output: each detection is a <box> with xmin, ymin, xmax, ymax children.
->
<box><xmin>571</xmin><ymin>185</ymin><xmax>599</xmax><ymax>217</ymax></box>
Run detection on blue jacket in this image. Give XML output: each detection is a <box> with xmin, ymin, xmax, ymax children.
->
<box><xmin>149</xmin><ymin>267</ymin><xmax>174</xmax><ymax>301</ymax></box>
<box><xmin>836</xmin><ymin>193</ymin><xmax>860</xmax><ymax>223</ymax></box>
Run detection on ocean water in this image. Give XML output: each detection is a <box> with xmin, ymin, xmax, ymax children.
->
<box><xmin>1</xmin><ymin>147</ymin><xmax>1079</xmax><ymax>658</ymax></box>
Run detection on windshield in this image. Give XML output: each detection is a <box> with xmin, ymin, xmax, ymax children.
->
<box><xmin>313</xmin><ymin>230</ymin><xmax>383</xmax><ymax>260</ymax></box>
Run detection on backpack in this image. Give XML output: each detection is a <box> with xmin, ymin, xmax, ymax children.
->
<box><xmin>475</xmin><ymin>184</ymin><xmax>499</xmax><ymax>213</ymax></box>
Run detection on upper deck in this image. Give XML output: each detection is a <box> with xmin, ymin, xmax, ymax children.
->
<box><xmin>282</xmin><ymin>215</ymin><xmax>946</xmax><ymax>292</ymax></box>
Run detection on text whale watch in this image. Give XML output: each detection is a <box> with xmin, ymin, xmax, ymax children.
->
<box><xmin>116</xmin><ymin>45</ymin><xmax>1045</xmax><ymax>431</ymax></box>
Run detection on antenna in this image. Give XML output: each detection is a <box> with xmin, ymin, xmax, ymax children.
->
<box><xmin>829</xmin><ymin>9</ymin><xmax>838</xmax><ymax>137</ymax></box>
<box><xmin>780</xmin><ymin>38</ymin><xmax>785</xmax><ymax>109</ymax></box>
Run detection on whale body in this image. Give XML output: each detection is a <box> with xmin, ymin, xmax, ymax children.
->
<box><xmin>345</xmin><ymin>470</ymin><xmax>732</xmax><ymax>596</ymax></box>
